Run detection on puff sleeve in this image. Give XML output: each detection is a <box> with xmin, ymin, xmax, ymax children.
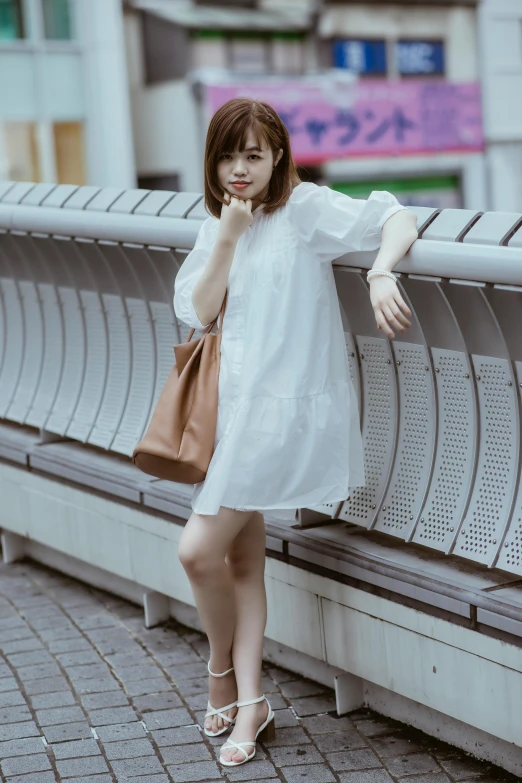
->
<box><xmin>289</xmin><ymin>182</ymin><xmax>407</xmax><ymax>262</ymax></box>
<box><xmin>173</xmin><ymin>216</ymin><xmax>218</xmax><ymax>329</ymax></box>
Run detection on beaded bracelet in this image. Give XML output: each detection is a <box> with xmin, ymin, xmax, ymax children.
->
<box><xmin>366</xmin><ymin>268</ymin><xmax>398</xmax><ymax>283</ymax></box>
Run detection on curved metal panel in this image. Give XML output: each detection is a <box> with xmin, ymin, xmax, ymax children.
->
<box><xmin>413</xmin><ymin>348</ymin><xmax>477</xmax><ymax>552</ymax></box>
<box><xmin>373</xmin><ymin>342</ymin><xmax>436</xmax><ymax>540</ymax></box>
<box><xmin>339</xmin><ymin>336</ymin><xmax>398</xmax><ymax>527</ymax></box>
<box><xmin>0</xmin><ymin>235</ymin><xmax>25</xmax><ymax>417</ymax></box>
<box><xmin>496</xmin><ymin>360</ymin><xmax>522</xmax><ymax>575</ymax></box>
<box><xmin>452</xmin><ymin>356</ymin><xmax>519</xmax><ymax>565</ymax></box>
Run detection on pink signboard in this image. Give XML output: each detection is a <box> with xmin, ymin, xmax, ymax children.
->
<box><xmin>204</xmin><ymin>79</ymin><xmax>484</xmax><ymax>163</ymax></box>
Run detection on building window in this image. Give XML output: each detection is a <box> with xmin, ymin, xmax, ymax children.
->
<box><xmin>3</xmin><ymin>123</ymin><xmax>40</xmax><ymax>181</ymax></box>
<box><xmin>0</xmin><ymin>0</ymin><xmax>24</xmax><ymax>39</ymax></box>
<box><xmin>192</xmin><ymin>30</ymin><xmax>305</xmax><ymax>75</ymax></box>
<box><xmin>332</xmin><ymin>39</ymin><xmax>387</xmax><ymax>75</ymax></box>
<box><xmin>396</xmin><ymin>40</ymin><xmax>445</xmax><ymax>76</ymax></box>
<box><xmin>229</xmin><ymin>34</ymin><xmax>269</xmax><ymax>73</ymax></box>
<box><xmin>53</xmin><ymin>122</ymin><xmax>85</xmax><ymax>184</ymax></box>
<box><xmin>42</xmin><ymin>0</ymin><xmax>72</xmax><ymax>40</ymax></box>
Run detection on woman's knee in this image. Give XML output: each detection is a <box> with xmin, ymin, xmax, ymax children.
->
<box><xmin>178</xmin><ymin>538</ymin><xmax>220</xmax><ymax>580</ymax></box>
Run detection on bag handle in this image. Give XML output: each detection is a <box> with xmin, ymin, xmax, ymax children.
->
<box><xmin>186</xmin><ymin>288</ymin><xmax>228</xmax><ymax>343</ymax></box>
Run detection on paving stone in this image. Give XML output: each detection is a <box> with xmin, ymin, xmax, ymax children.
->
<box><xmin>279</xmin><ymin>679</ymin><xmax>327</xmax><ymax>699</ymax></box>
<box><xmin>354</xmin><ymin>717</ymin><xmax>401</xmax><ymax>737</ymax></box>
<box><xmin>23</xmin><ymin>675</ymin><xmax>70</xmax><ymax>695</ymax></box>
<box><xmin>0</xmin><ymin>677</ymin><xmax>19</xmax><ymax>692</ymax></box>
<box><xmin>386</xmin><ymin>752</ymin><xmax>441</xmax><ymax>777</ymax></box>
<box><xmin>142</xmin><ymin>707</ymin><xmax>193</xmax><ymax>730</ymax></box>
<box><xmin>36</xmin><ymin>705</ymin><xmax>86</xmax><ymax>726</ymax></box>
<box><xmin>81</xmin><ymin>691</ymin><xmax>130</xmax><ymax>710</ymax></box>
<box><xmin>1</xmin><ymin>638</ymin><xmax>46</xmax><ymax>654</ymax></box>
<box><xmin>47</xmin><ymin>637</ymin><xmax>94</xmax><ymax>654</ymax></box>
<box><xmin>1</xmin><ymin>753</ymin><xmax>52</xmax><ymax>777</ymax></box>
<box><xmin>42</xmin><ymin>722</ymin><xmax>93</xmax><ymax>743</ymax></box>
<box><xmin>274</xmin><ymin>708</ymin><xmax>299</xmax><ymax>728</ymax></box>
<box><xmin>394</xmin><ymin>774</ymin><xmax>452</xmax><ymax>783</ymax></box>
<box><xmin>0</xmin><ymin>720</ymin><xmax>40</xmax><ymax>741</ymax></box>
<box><xmin>223</xmin><ymin>759</ymin><xmax>278</xmax><ymax>780</ymax></box>
<box><xmin>0</xmin><ymin>736</ymin><xmax>46</xmax><ymax>757</ymax></box>
<box><xmin>369</xmin><ymin>731</ymin><xmax>430</xmax><ymax>758</ymax></box>
<box><xmin>56</xmin><ymin>650</ymin><xmax>104</xmax><ymax>666</ymax></box>
<box><xmin>94</xmin><ymin>722</ymin><xmax>147</xmax><ymax>742</ymax></box>
<box><xmin>101</xmin><ymin>736</ymin><xmax>156</xmax><ymax>762</ymax></box>
<box><xmin>268</xmin><ymin>743</ymin><xmax>324</xmax><ymax>766</ymax></box>
<box><xmin>165</xmin><ymin>661</ymin><xmax>209</xmax><ymax>681</ymax></box>
<box><xmin>266</xmin><ymin>666</ymin><xmax>295</xmax><ymax>685</ymax></box>
<box><xmin>110</xmin><ymin>755</ymin><xmax>165</xmax><ymax>777</ymax></box>
<box><xmin>151</xmin><ymin>725</ymin><xmax>203</xmax><ymax>746</ymax></box>
<box><xmin>300</xmin><ymin>714</ymin><xmax>355</xmax><ymax>733</ymax></box>
<box><xmin>51</xmin><ymin>738</ymin><xmax>101</xmax><ymax>759</ymax></box>
<box><xmin>67</xmin><ymin>663</ymin><xmax>112</xmax><ymax>680</ymax></box>
<box><xmin>439</xmin><ymin>758</ymin><xmax>501</xmax><ymax>780</ymax></box>
<box><xmin>314</xmin><ymin>731</ymin><xmax>369</xmax><ymax>753</ymax></box>
<box><xmin>4</xmin><ymin>772</ymin><xmax>57</xmax><ymax>783</ymax></box>
<box><xmin>133</xmin><ymin>691</ymin><xmax>183</xmax><ymax>713</ymax></box>
<box><xmin>56</xmin><ymin>755</ymin><xmax>110</xmax><ymax>777</ymax></box>
<box><xmin>17</xmin><ymin>662</ymin><xmax>62</xmax><ymax>680</ymax></box>
<box><xmin>89</xmin><ymin>706</ymin><xmax>138</xmax><ymax>726</ymax></box>
<box><xmin>339</xmin><ymin>770</ymin><xmax>395</xmax><ymax>783</ymax></box>
<box><xmin>0</xmin><ymin>690</ymin><xmax>26</xmax><ymax>707</ymax></box>
<box><xmin>281</xmin><ymin>763</ymin><xmax>336</xmax><ymax>782</ymax></box>
<box><xmin>0</xmin><ymin>705</ymin><xmax>32</xmax><ymax>724</ymax></box>
<box><xmin>160</xmin><ymin>742</ymin><xmax>213</xmax><ymax>764</ymax></box>
<box><xmin>268</xmin><ymin>726</ymin><xmax>311</xmax><ymax>746</ymax></box>
<box><xmin>171</xmin><ymin>759</ymin><xmax>248</xmax><ymax>780</ymax></box>
<box><xmin>74</xmin><ymin>678</ymin><xmax>122</xmax><ymax>694</ymax></box>
<box><xmin>290</xmin><ymin>695</ymin><xmax>337</xmax><ymax>717</ymax></box>
<box><xmin>30</xmin><ymin>690</ymin><xmax>77</xmax><ymax>709</ymax></box>
<box><xmin>327</xmin><ymin>747</ymin><xmax>383</xmax><ymax>772</ymax></box>
<box><xmin>123</xmin><ymin>677</ymin><xmax>173</xmax><ymax>697</ymax></box>
<box><xmin>115</xmin><ymin>776</ymin><xmax>170</xmax><ymax>783</ymax></box>
<box><xmin>61</xmin><ymin>777</ymin><xmax>113</xmax><ymax>783</ymax></box>
<box><xmin>6</xmin><ymin>650</ymin><xmax>55</xmax><ymax>667</ymax></box>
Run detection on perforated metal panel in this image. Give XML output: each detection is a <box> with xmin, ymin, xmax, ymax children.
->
<box><xmin>66</xmin><ymin>290</ymin><xmax>108</xmax><ymax>442</ymax></box>
<box><xmin>46</xmin><ymin>287</ymin><xmax>86</xmax><ymax>435</ymax></box>
<box><xmin>452</xmin><ymin>356</ymin><xmax>519</xmax><ymax>565</ymax></box>
<box><xmin>413</xmin><ymin>349</ymin><xmax>476</xmax><ymax>552</ymax></box>
<box><xmin>496</xmin><ymin>365</ymin><xmax>522</xmax><ymax>574</ymax></box>
<box><xmin>111</xmin><ymin>298</ymin><xmax>156</xmax><ymax>455</ymax></box>
<box><xmin>373</xmin><ymin>343</ymin><xmax>436</xmax><ymax>539</ymax></box>
<box><xmin>339</xmin><ymin>336</ymin><xmax>397</xmax><ymax>527</ymax></box>
<box><xmin>147</xmin><ymin>301</ymin><xmax>176</xmax><ymax>431</ymax></box>
<box><xmin>88</xmin><ymin>293</ymin><xmax>131</xmax><ymax>449</ymax></box>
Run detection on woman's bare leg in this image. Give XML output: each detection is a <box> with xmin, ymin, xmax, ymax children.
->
<box><xmin>221</xmin><ymin>511</ymin><xmax>269</xmax><ymax>763</ymax></box>
<box><xmin>177</xmin><ymin>506</ymin><xmax>256</xmax><ymax>734</ymax></box>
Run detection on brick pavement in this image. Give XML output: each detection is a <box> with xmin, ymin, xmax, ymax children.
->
<box><xmin>0</xmin><ymin>559</ymin><xmax>517</xmax><ymax>783</ymax></box>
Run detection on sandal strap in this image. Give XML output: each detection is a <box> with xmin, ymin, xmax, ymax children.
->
<box><xmin>208</xmin><ymin>660</ymin><xmax>234</xmax><ymax>678</ymax></box>
<box><xmin>236</xmin><ymin>694</ymin><xmax>266</xmax><ymax>708</ymax></box>
<box><xmin>220</xmin><ymin>738</ymin><xmax>255</xmax><ymax>760</ymax></box>
<box><xmin>205</xmin><ymin>700</ymin><xmax>237</xmax><ymax>721</ymax></box>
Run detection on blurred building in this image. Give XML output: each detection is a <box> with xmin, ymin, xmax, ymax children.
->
<box><xmin>0</xmin><ymin>0</ymin><xmax>135</xmax><ymax>187</ymax></box>
<box><xmin>124</xmin><ymin>0</ymin><xmax>491</xmax><ymax>211</ymax></box>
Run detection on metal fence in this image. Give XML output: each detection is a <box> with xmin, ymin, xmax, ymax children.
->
<box><xmin>1</xmin><ymin>181</ymin><xmax>522</xmax><ymax>575</ymax></box>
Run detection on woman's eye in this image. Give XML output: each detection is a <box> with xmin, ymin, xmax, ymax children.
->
<box><xmin>249</xmin><ymin>155</ymin><xmax>260</xmax><ymax>160</ymax></box>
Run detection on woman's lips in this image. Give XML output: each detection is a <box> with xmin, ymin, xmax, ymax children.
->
<box><xmin>231</xmin><ymin>182</ymin><xmax>251</xmax><ymax>190</ymax></box>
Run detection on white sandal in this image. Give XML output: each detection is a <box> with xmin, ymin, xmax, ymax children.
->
<box><xmin>219</xmin><ymin>694</ymin><xmax>275</xmax><ymax>766</ymax></box>
<box><xmin>203</xmin><ymin>661</ymin><xmax>238</xmax><ymax>738</ymax></box>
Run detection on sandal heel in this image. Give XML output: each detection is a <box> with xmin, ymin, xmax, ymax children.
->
<box><xmin>258</xmin><ymin>716</ymin><xmax>276</xmax><ymax>742</ymax></box>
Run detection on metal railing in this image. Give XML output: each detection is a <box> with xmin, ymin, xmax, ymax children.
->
<box><xmin>1</xmin><ymin>180</ymin><xmax>522</xmax><ymax>575</ymax></box>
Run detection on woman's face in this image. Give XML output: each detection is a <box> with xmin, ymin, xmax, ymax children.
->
<box><xmin>217</xmin><ymin>128</ymin><xmax>282</xmax><ymax>207</ymax></box>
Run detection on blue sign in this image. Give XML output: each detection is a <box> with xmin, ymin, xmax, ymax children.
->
<box><xmin>396</xmin><ymin>41</ymin><xmax>445</xmax><ymax>75</ymax></box>
<box><xmin>332</xmin><ymin>39</ymin><xmax>387</xmax><ymax>75</ymax></box>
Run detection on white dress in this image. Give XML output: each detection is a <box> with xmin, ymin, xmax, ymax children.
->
<box><xmin>173</xmin><ymin>182</ymin><xmax>406</xmax><ymax>519</ymax></box>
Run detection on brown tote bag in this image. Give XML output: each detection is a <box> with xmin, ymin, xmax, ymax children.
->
<box><xmin>132</xmin><ymin>292</ymin><xmax>227</xmax><ymax>484</ymax></box>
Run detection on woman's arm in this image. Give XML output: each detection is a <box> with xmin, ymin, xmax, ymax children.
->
<box><xmin>191</xmin><ymin>237</ymin><xmax>237</xmax><ymax>326</ymax></box>
<box><xmin>368</xmin><ymin>209</ymin><xmax>418</xmax><ymax>339</ymax></box>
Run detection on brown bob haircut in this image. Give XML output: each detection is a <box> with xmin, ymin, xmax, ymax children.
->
<box><xmin>204</xmin><ymin>97</ymin><xmax>301</xmax><ymax>218</ymax></box>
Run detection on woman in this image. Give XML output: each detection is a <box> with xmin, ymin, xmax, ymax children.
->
<box><xmin>174</xmin><ymin>98</ymin><xmax>418</xmax><ymax>767</ymax></box>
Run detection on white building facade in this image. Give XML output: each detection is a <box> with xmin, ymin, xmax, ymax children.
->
<box><xmin>0</xmin><ymin>0</ymin><xmax>135</xmax><ymax>187</ymax></box>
